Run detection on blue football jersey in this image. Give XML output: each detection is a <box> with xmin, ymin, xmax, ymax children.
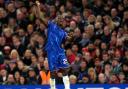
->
<box><xmin>44</xmin><ymin>21</ymin><xmax>69</xmax><ymax>71</ymax></box>
<box><xmin>44</xmin><ymin>21</ymin><xmax>67</xmax><ymax>54</ymax></box>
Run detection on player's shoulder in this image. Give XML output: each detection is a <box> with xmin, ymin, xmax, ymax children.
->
<box><xmin>48</xmin><ymin>20</ymin><xmax>57</xmax><ymax>26</ymax></box>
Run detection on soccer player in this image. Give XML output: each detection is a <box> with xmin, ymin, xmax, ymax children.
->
<box><xmin>36</xmin><ymin>1</ymin><xmax>71</xmax><ymax>89</ymax></box>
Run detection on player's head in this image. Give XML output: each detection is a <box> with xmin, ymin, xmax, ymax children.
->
<box><xmin>55</xmin><ymin>15</ymin><xmax>65</xmax><ymax>28</ymax></box>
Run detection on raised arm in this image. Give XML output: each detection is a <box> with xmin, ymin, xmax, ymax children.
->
<box><xmin>35</xmin><ymin>1</ymin><xmax>48</xmax><ymax>26</ymax></box>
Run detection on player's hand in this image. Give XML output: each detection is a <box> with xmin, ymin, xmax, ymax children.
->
<box><xmin>67</xmin><ymin>32</ymin><xmax>73</xmax><ymax>40</ymax></box>
<box><xmin>36</xmin><ymin>1</ymin><xmax>40</xmax><ymax>6</ymax></box>
<box><xmin>67</xmin><ymin>35</ymin><xmax>72</xmax><ymax>40</ymax></box>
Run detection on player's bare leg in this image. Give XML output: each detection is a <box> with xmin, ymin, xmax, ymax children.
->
<box><xmin>61</xmin><ymin>68</ymin><xmax>70</xmax><ymax>89</ymax></box>
<box><xmin>50</xmin><ymin>71</ymin><xmax>56</xmax><ymax>89</ymax></box>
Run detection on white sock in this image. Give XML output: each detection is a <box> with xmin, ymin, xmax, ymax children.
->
<box><xmin>50</xmin><ymin>78</ymin><xmax>56</xmax><ymax>89</ymax></box>
<box><xmin>63</xmin><ymin>76</ymin><xmax>70</xmax><ymax>89</ymax></box>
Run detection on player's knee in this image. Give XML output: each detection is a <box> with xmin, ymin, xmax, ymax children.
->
<box><xmin>50</xmin><ymin>71</ymin><xmax>56</xmax><ymax>79</ymax></box>
<box><xmin>61</xmin><ymin>68</ymin><xmax>69</xmax><ymax>76</ymax></box>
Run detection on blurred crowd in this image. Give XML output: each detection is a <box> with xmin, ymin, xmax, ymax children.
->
<box><xmin>0</xmin><ymin>0</ymin><xmax>128</xmax><ymax>85</ymax></box>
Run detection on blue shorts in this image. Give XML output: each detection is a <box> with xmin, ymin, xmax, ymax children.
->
<box><xmin>47</xmin><ymin>50</ymin><xmax>69</xmax><ymax>72</ymax></box>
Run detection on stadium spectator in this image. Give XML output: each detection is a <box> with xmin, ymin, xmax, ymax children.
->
<box><xmin>97</xmin><ymin>73</ymin><xmax>107</xmax><ymax>84</ymax></box>
<box><xmin>19</xmin><ymin>76</ymin><xmax>27</xmax><ymax>85</ymax></box>
<box><xmin>0</xmin><ymin>68</ymin><xmax>8</xmax><ymax>84</ymax></box>
<box><xmin>27</xmin><ymin>68</ymin><xmax>38</xmax><ymax>85</ymax></box>
<box><xmin>4</xmin><ymin>74</ymin><xmax>16</xmax><ymax>85</ymax></box>
<box><xmin>69</xmin><ymin>74</ymin><xmax>77</xmax><ymax>84</ymax></box>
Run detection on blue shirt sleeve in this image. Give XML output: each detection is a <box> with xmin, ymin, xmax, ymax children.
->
<box><xmin>48</xmin><ymin>21</ymin><xmax>57</xmax><ymax>32</ymax></box>
<box><xmin>64</xmin><ymin>31</ymin><xmax>68</xmax><ymax>40</ymax></box>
